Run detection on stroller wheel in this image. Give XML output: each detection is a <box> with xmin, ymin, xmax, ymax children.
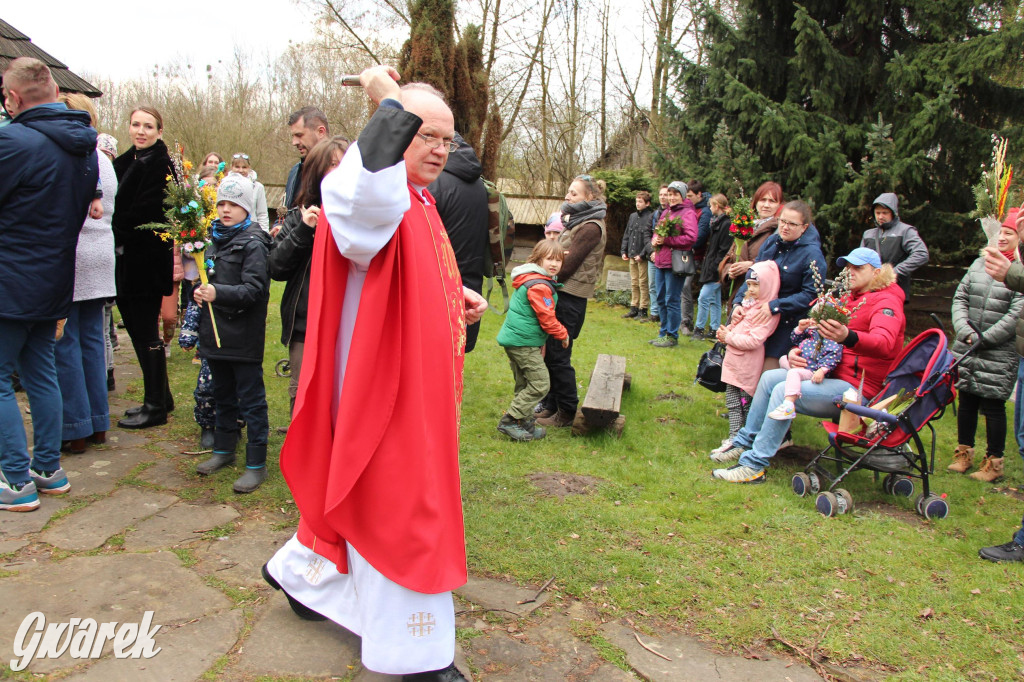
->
<box><xmin>275</xmin><ymin>359</ymin><xmax>291</xmax><ymax>378</ymax></box>
<box><xmin>807</xmin><ymin>472</ymin><xmax>821</xmax><ymax>495</ymax></box>
<box><xmin>882</xmin><ymin>473</ymin><xmax>895</xmax><ymax>494</ymax></box>
<box><xmin>815</xmin><ymin>491</ymin><xmax>839</xmax><ymax>517</ymax></box>
<box><xmin>891</xmin><ymin>476</ymin><xmax>915</xmax><ymax>498</ymax></box>
<box><xmin>917</xmin><ymin>493</ymin><xmax>949</xmax><ymax>520</ymax></box>
<box><xmin>834</xmin><ymin>488</ymin><xmax>854</xmax><ymax>515</ymax></box>
<box><xmin>792</xmin><ymin>473</ymin><xmax>811</xmax><ymax>497</ymax></box>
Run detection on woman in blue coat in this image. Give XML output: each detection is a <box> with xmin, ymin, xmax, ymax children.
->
<box><xmin>731</xmin><ymin>201</ymin><xmax>826</xmax><ymax>371</ymax></box>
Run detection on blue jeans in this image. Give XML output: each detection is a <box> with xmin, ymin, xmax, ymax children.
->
<box><xmin>734</xmin><ymin>368</ymin><xmax>853</xmax><ymax>471</ymax></box>
<box><xmin>55</xmin><ymin>299</ymin><xmax>110</xmax><ymax>440</ymax></box>
<box><xmin>647</xmin><ymin>261</ymin><xmax>659</xmax><ymax>317</ymax></box>
<box><xmin>0</xmin><ymin>319</ymin><xmax>62</xmax><ymax>485</ymax></box>
<box><xmin>654</xmin><ymin>267</ymin><xmax>684</xmax><ymax>338</ymax></box>
<box><xmin>207</xmin><ymin>359</ymin><xmax>269</xmax><ymax>447</ymax></box>
<box><xmin>696</xmin><ymin>282</ymin><xmax>722</xmax><ymax>331</ymax></box>
<box><xmin>1015</xmin><ymin>514</ymin><xmax>1024</xmax><ymax>546</ymax></box>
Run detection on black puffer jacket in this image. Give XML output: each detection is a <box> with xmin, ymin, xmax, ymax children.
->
<box><xmin>199</xmin><ymin>223</ymin><xmax>271</xmax><ymax>363</ymax></box>
<box><xmin>269</xmin><ymin>207</ymin><xmax>314</xmax><ymax>346</ymax></box>
<box><xmin>112</xmin><ymin>139</ymin><xmax>175</xmax><ymax>298</ymax></box>
<box><xmin>699</xmin><ymin>213</ymin><xmax>733</xmax><ymax>284</ymax></box>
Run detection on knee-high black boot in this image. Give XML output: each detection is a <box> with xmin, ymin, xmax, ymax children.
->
<box><xmin>118</xmin><ymin>345</ymin><xmax>168</xmax><ymax>429</ymax></box>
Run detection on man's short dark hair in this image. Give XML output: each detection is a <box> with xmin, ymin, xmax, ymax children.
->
<box><xmin>687</xmin><ymin>179</ymin><xmax>704</xmax><ymax>194</ymax></box>
<box><xmin>288</xmin><ymin>106</ymin><xmax>330</xmax><ymax>134</ymax></box>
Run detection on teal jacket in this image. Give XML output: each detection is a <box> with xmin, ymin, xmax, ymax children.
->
<box><xmin>497</xmin><ymin>264</ymin><xmax>566</xmax><ymax>347</ymax></box>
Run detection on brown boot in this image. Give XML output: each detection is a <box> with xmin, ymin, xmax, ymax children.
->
<box><xmin>536</xmin><ymin>408</ymin><xmax>575</xmax><ymax>428</ymax></box>
<box><xmin>969</xmin><ymin>456</ymin><xmax>1004</xmax><ymax>482</ymax></box>
<box><xmin>947</xmin><ymin>444</ymin><xmax>974</xmax><ymax>473</ymax></box>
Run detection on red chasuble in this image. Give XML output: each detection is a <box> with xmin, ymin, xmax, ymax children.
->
<box><xmin>280</xmin><ymin>184</ymin><xmax>467</xmax><ymax>595</ymax></box>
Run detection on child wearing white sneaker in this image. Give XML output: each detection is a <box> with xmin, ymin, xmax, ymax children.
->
<box><xmin>713</xmin><ymin>261</ymin><xmax>781</xmax><ymax>461</ymax></box>
<box><xmin>768</xmin><ymin>317</ymin><xmax>843</xmax><ymax>420</ymax></box>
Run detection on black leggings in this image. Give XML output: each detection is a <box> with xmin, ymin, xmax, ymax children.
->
<box><xmin>957</xmin><ymin>391</ymin><xmax>1007</xmax><ymax>458</ymax></box>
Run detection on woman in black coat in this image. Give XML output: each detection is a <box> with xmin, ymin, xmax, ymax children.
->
<box><xmin>112</xmin><ymin>106</ymin><xmax>175</xmax><ymax>429</ymax></box>
<box><xmin>269</xmin><ymin>136</ymin><xmax>348</xmax><ymax>429</ymax></box>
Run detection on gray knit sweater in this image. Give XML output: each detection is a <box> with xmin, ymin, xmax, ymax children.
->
<box><xmin>72</xmin><ymin>150</ymin><xmax>117</xmax><ymax>302</ymax></box>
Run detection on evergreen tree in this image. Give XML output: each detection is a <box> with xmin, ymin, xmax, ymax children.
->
<box><xmin>398</xmin><ymin>0</ymin><xmax>455</xmax><ymax>96</ymax></box>
<box><xmin>658</xmin><ymin>0</ymin><xmax>1024</xmax><ymax>263</ymax></box>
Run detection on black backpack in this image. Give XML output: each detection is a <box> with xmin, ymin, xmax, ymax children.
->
<box><xmin>694</xmin><ymin>342</ymin><xmax>727</xmax><ymax>392</ymax></box>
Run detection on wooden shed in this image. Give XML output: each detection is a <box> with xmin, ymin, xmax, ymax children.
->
<box><xmin>0</xmin><ymin>18</ymin><xmax>101</xmax><ymax>99</ymax></box>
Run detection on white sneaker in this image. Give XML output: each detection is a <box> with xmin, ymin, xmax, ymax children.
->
<box><xmin>712</xmin><ymin>464</ymin><xmax>766</xmax><ymax>484</ymax></box>
<box><xmin>710</xmin><ymin>439</ymin><xmax>732</xmax><ymax>456</ymax></box>
<box><xmin>768</xmin><ymin>403</ymin><xmax>796</xmax><ymax>420</ymax></box>
<box><xmin>710</xmin><ymin>446</ymin><xmax>744</xmax><ymax>463</ymax></box>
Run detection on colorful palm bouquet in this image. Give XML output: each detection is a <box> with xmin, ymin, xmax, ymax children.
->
<box><xmin>973</xmin><ymin>136</ymin><xmax>1016</xmax><ymax>243</ymax></box>
<box><xmin>653</xmin><ymin>216</ymin><xmax>683</xmax><ymax>251</ymax></box>
<box><xmin>728</xmin><ymin>197</ymin><xmax>756</xmax><ymax>255</ymax></box>
<box><xmin>139</xmin><ymin>145</ymin><xmax>224</xmax><ymax>346</ymax></box>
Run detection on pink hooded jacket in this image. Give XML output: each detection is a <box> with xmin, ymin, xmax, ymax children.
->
<box><xmin>720</xmin><ymin>260</ymin><xmax>781</xmax><ymax>395</ymax></box>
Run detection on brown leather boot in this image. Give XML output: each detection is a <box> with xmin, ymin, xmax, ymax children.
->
<box><xmin>536</xmin><ymin>408</ymin><xmax>575</xmax><ymax>428</ymax></box>
<box><xmin>947</xmin><ymin>444</ymin><xmax>974</xmax><ymax>473</ymax></box>
<box><xmin>969</xmin><ymin>456</ymin><xmax>1004</xmax><ymax>482</ymax></box>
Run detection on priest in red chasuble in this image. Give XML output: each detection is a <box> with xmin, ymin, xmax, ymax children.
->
<box><xmin>263</xmin><ymin>65</ymin><xmax>487</xmax><ymax>682</ymax></box>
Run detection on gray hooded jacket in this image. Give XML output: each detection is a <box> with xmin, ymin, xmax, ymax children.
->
<box><xmin>860</xmin><ymin>193</ymin><xmax>929</xmax><ymax>299</ymax></box>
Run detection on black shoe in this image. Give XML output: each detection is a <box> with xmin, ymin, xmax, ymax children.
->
<box><xmin>979</xmin><ymin>540</ymin><xmax>1024</xmax><ymax>563</ymax></box>
<box><xmin>649</xmin><ymin>314</ymin><xmax>660</xmax><ymax>323</ymax></box>
<box><xmin>261</xmin><ymin>562</ymin><xmax>328</xmax><ymax>621</ymax></box>
<box><xmin>621</xmin><ymin>306</ymin><xmax>639</xmax><ymax>319</ymax></box>
<box><xmin>403</xmin><ymin>663</ymin><xmax>468</xmax><ymax>682</ymax></box>
<box><xmin>118</xmin><ymin>346</ymin><xmax>168</xmax><ymax>429</ymax></box>
<box><xmin>200</xmin><ymin>427</ymin><xmax>215</xmax><ymax>450</ymax></box>
<box><xmin>690</xmin><ymin>328</ymin><xmax>706</xmax><ymax>341</ymax></box>
<box><xmin>636</xmin><ymin>308</ymin><xmax>648</xmax><ymax>321</ymax></box>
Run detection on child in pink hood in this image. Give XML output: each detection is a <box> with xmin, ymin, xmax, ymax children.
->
<box><xmin>714</xmin><ymin>261</ymin><xmax>781</xmax><ymax>453</ymax></box>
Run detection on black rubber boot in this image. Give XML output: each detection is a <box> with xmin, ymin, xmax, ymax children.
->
<box><xmin>197</xmin><ymin>431</ymin><xmax>238</xmax><ymax>475</ymax></box>
<box><xmin>200</xmin><ymin>427</ymin><xmax>215</xmax><ymax>450</ymax></box>
<box><xmin>118</xmin><ymin>346</ymin><xmax>168</xmax><ymax>429</ymax></box>
<box><xmin>233</xmin><ymin>444</ymin><xmax>268</xmax><ymax>493</ymax></box>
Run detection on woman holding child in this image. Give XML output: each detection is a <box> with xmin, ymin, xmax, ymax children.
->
<box><xmin>534</xmin><ymin>175</ymin><xmax>607</xmax><ymax>428</ymax></box>
<box><xmin>711</xmin><ymin>244</ymin><xmax>906</xmax><ymax>484</ymax></box>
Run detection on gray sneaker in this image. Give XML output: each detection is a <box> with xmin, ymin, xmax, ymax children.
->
<box><xmin>0</xmin><ymin>478</ymin><xmax>40</xmax><ymax>512</ymax></box>
<box><xmin>651</xmin><ymin>335</ymin><xmax>678</xmax><ymax>348</ymax></box>
<box><xmin>29</xmin><ymin>467</ymin><xmax>70</xmax><ymax>495</ymax></box>
<box><xmin>497</xmin><ymin>414</ymin><xmax>538</xmax><ymax>442</ymax></box>
<box><xmin>710</xmin><ymin>445</ymin><xmax>744</xmax><ymax>463</ymax></box>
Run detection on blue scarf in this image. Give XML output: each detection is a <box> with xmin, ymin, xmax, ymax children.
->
<box><xmin>211</xmin><ymin>216</ymin><xmax>252</xmax><ymax>244</ymax></box>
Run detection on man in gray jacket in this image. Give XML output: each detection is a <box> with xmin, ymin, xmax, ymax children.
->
<box><xmin>860</xmin><ymin>192</ymin><xmax>929</xmax><ymax>301</ymax></box>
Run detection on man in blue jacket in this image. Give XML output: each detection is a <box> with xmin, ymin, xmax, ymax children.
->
<box><xmin>0</xmin><ymin>58</ymin><xmax>98</xmax><ymax>511</ymax></box>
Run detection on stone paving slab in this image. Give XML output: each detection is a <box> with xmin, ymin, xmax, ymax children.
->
<box><xmin>0</xmin><ymin>538</ymin><xmax>29</xmax><ymax>555</ymax></box>
<box><xmin>456</xmin><ymin>575</ymin><xmax>550</xmax><ymax>619</ymax></box>
<box><xmin>0</xmin><ymin>552</ymin><xmax>233</xmax><ymax>675</ymax></box>
<box><xmin>601</xmin><ymin>621</ymin><xmax>824</xmax><ymax>682</ymax></box>
<box><xmin>193</xmin><ymin>519</ymin><xmax>294</xmax><ymax>589</ymax></box>
<box><xmin>230</xmin><ymin>598</ymin><xmax>361</xmax><ymax>678</ymax></box>
<box><xmin>0</xmin><ymin>495</ymin><xmax>69</xmax><ymax>538</ymax></box>
<box><xmin>39</xmin><ymin>487</ymin><xmax>178</xmax><ymax>551</ymax></box>
<box><xmin>63</xmin><ymin>447</ymin><xmax>153</xmax><ymax>497</ymax></box>
<box><xmin>66</xmin><ymin>608</ymin><xmax>243</xmax><ymax>682</ymax></box>
<box><xmin>135</xmin><ymin>457</ymin><xmax>191</xmax><ymax>490</ymax></box>
<box><xmin>124</xmin><ymin>502</ymin><xmax>239</xmax><ymax>551</ymax></box>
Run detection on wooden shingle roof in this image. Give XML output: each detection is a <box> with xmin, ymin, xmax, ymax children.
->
<box><xmin>0</xmin><ymin>18</ymin><xmax>101</xmax><ymax>97</ymax></box>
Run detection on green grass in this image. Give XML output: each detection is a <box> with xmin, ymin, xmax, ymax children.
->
<box><xmin>156</xmin><ymin>281</ymin><xmax>1024</xmax><ymax>680</ymax></box>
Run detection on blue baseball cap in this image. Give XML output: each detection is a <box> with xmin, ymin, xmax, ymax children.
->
<box><xmin>836</xmin><ymin>247</ymin><xmax>882</xmax><ymax>269</ymax></box>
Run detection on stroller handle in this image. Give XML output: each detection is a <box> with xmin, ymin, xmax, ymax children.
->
<box><xmin>834</xmin><ymin>399</ymin><xmax>899</xmax><ymax>423</ymax></box>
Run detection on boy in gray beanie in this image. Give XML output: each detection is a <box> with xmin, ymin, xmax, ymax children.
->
<box><xmin>192</xmin><ymin>171</ymin><xmax>272</xmax><ymax>493</ymax></box>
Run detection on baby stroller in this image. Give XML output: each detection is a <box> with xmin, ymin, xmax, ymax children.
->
<box><xmin>791</xmin><ymin>327</ymin><xmax>980</xmax><ymax>519</ymax></box>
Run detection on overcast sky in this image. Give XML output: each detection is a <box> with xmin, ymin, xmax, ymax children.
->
<box><xmin>5</xmin><ymin>1</ymin><xmax>317</xmax><ymax>82</ymax></box>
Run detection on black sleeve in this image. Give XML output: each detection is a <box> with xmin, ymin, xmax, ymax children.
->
<box><xmin>358</xmin><ymin>104</ymin><xmax>422</xmax><ymax>172</ymax></box>
<box><xmin>268</xmin><ymin>209</ymin><xmax>315</xmax><ymax>281</ymax></box>
<box><xmin>214</xmin><ymin>238</ymin><xmax>271</xmax><ymax>310</ymax></box>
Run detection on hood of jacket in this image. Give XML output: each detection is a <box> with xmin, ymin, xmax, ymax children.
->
<box><xmin>439</xmin><ymin>132</ymin><xmax>482</xmax><ymax>183</ymax></box>
<box><xmin>748</xmin><ymin>260</ymin><xmax>781</xmax><ymax>303</ymax></box>
<box><xmin>14</xmin><ymin>103</ymin><xmax>96</xmax><ymax>157</ymax></box>
<box><xmin>510</xmin><ymin>262</ymin><xmax>557</xmax><ymax>287</ymax></box>
<box><xmin>872</xmin><ymin>192</ymin><xmax>900</xmax><ymax>225</ymax></box>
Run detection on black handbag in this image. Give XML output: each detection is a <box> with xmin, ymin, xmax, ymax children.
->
<box><xmin>694</xmin><ymin>341</ymin><xmax>727</xmax><ymax>392</ymax></box>
<box><xmin>671</xmin><ymin>249</ymin><xmax>696</xmax><ymax>276</ymax></box>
